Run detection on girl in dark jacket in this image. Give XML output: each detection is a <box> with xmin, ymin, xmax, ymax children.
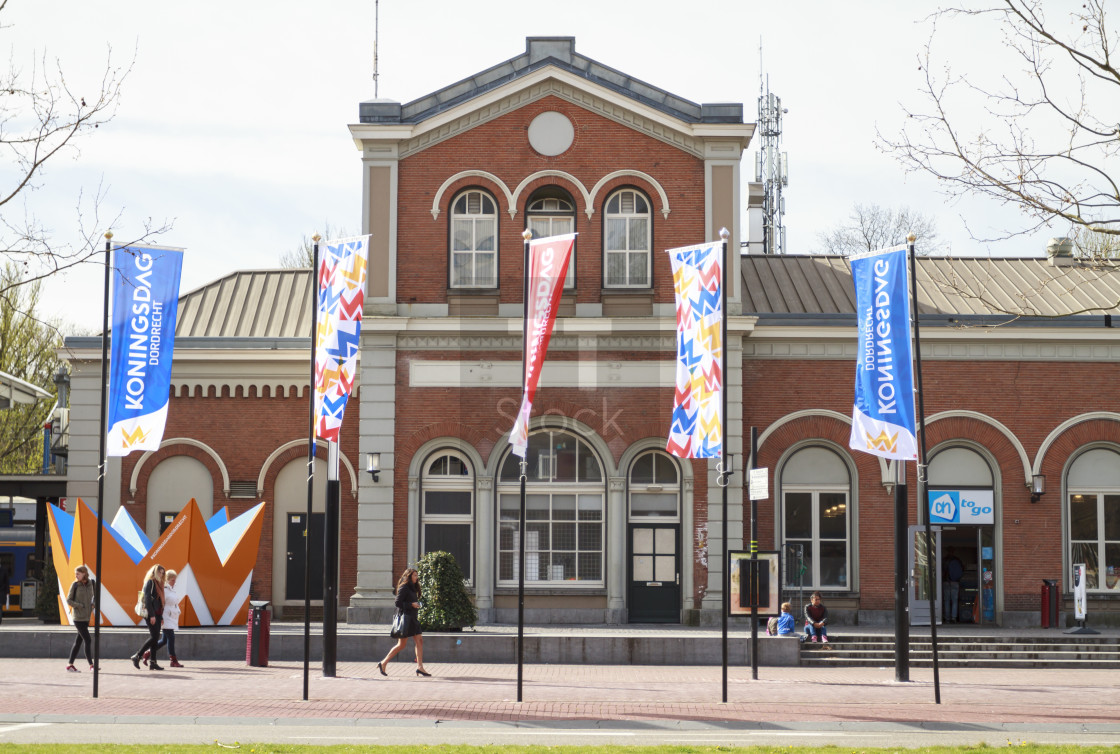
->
<box><xmin>377</xmin><ymin>568</ymin><xmax>430</xmax><ymax>677</ymax></box>
<box><xmin>65</xmin><ymin>565</ymin><xmax>96</xmax><ymax>672</ymax></box>
<box><xmin>131</xmin><ymin>564</ymin><xmax>166</xmax><ymax>670</ymax></box>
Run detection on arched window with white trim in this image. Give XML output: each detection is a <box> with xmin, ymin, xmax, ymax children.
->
<box><xmin>603</xmin><ymin>188</ymin><xmax>650</xmax><ymax>288</ymax></box>
<box><xmin>1067</xmin><ymin>447</ymin><xmax>1120</xmax><ymax>593</ymax></box>
<box><xmin>421</xmin><ymin>450</ymin><xmax>474</xmax><ymax>580</ymax></box>
<box><xmin>498</xmin><ymin>429</ymin><xmax>604</xmax><ymax>586</ymax></box>
<box><xmin>450</xmin><ymin>189</ymin><xmax>498</xmax><ymax>288</ymax></box>
<box><xmin>527</xmin><ymin>187</ymin><xmax>576</xmax><ymax>289</ymax></box>
<box><xmin>780</xmin><ymin>446</ymin><xmax>851</xmax><ymax>590</ymax></box>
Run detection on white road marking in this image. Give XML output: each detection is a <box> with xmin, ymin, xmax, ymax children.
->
<box><xmin>0</xmin><ymin>724</ymin><xmax>50</xmax><ymax>736</ymax></box>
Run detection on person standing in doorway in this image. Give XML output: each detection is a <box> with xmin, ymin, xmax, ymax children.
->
<box><xmin>131</xmin><ymin>564</ymin><xmax>166</xmax><ymax>671</ymax></box>
<box><xmin>65</xmin><ymin>565</ymin><xmax>96</xmax><ymax>671</ymax></box>
<box><xmin>944</xmin><ymin>549</ymin><xmax>964</xmax><ymax>622</ymax></box>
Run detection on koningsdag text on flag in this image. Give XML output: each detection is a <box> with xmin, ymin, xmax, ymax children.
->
<box><xmin>667</xmin><ymin>241</ymin><xmax>722</xmax><ymax>459</ymax></box>
<box><xmin>848</xmin><ymin>244</ymin><xmax>918</xmax><ymax>460</ymax></box>
<box><xmin>107</xmin><ymin>246</ymin><xmax>184</xmax><ymax>457</ymax></box>
<box><xmin>315</xmin><ymin>236</ymin><xmax>371</xmax><ymax>442</ymax></box>
<box><xmin>509</xmin><ymin>233</ymin><xmax>576</xmax><ymax>458</ymax></box>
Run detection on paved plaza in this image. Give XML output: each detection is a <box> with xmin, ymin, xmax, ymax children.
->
<box><xmin>1</xmin><ymin>656</ymin><xmax>1115</xmax><ymax>725</ymax></box>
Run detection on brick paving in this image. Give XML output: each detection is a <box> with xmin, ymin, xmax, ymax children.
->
<box><xmin>0</xmin><ymin>658</ymin><xmax>1115</xmax><ymax>724</ymax></box>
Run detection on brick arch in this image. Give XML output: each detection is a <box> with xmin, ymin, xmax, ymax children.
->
<box><xmin>1034</xmin><ymin>413</ymin><xmax>1120</xmax><ymax>477</ymax></box>
<box><xmin>589</xmin><ymin>170</ymin><xmax>671</xmax><ymax>219</ymax></box>
<box><xmin>923</xmin><ymin>415</ymin><xmax>1031</xmax><ymax>499</ymax></box>
<box><xmin>125</xmin><ymin>442</ymin><xmax>227</xmax><ymax>530</ymax></box>
<box><xmin>430</xmin><ymin>171</ymin><xmax>513</xmax><ymax>220</ymax></box>
<box><xmin>400</xmin><ymin>421</ymin><xmax>495</xmax><ymax>470</ymax></box>
<box><xmin>511</xmin><ymin>171</ymin><xmax>591</xmax><ymax>218</ymax></box>
<box><xmin>1037</xmin><ymin>418</ymin><xmax>1120</xmax><ymax>486</ymax></box>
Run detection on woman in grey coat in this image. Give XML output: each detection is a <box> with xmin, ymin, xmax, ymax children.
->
<box><xmin>65</xmin><ymin>565</ymin><xmax>96</xmax><ymax>671</ymax></box>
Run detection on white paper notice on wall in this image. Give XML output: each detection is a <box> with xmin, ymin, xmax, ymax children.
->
<box><xmin>749</xmin><ymin>468</ymin><xmax>769</xmax><ymax>501</ymax></box>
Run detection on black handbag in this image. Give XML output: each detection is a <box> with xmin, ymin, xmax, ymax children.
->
<box><xmin>390</xmin><ymin>611</ymin><xmax>406</xmax><ymax>638</ymax></box>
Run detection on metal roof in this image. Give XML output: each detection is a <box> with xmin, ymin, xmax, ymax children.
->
<box><xmin>359</xmin><ymin>37</ymin><xmax>744</xmax><ymax>126</ymax></box>
<box><xmin>741</xmin><ymin>255</ymin><xmax>1120</xmax><ymax>321</ymax></box>
<box><xmin>0</xmin><ymin>369</ymin><xmax>51</xmax><ymax>408</ymax></box>
<box><xmin>168</xmin><ymin>257</ymin><xmax>1120</xmax><ymax>342</ymax></box>
<box><xmin>175</xmin><ymin>269</ymin><xmax>313</xmax><ymax>339</ymax></box>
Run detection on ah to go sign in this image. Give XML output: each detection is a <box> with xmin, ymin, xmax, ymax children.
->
<box><xmin>928</xmin><ymin>489</ymin><xmax>994</xmax><ymax>525</ymax></box>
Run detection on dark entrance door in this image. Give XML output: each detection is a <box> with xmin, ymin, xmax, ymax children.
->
<box><xmin>286</xmin><ymin>512</ymin><xmax>324</xmax><ymax>601</ymax></box>
<box><xmin>628</xmin><ymin>523</ymin><xmax>680</xmax><ymax>623</ymax></box>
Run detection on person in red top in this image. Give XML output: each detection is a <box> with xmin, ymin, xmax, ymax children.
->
<box><xmin>804</xmin><ymin>591</ymin><xmax>830</xmax><ymax>643</ymax></box>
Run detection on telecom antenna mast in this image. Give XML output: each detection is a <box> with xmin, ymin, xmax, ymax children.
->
<box><xmin>755</xmin><ymin>77</ymin><xmax>788</xmax><ymax>255</ymax></box>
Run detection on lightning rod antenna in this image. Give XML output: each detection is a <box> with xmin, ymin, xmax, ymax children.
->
<box><xmin>373</xmin><ymin>0</ymin><xmax>380</xmax><ymax>98</ymax></box>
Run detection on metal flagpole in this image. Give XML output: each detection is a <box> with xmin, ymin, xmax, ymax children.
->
<box><xmin>719</xmin><ymin>227</ymin><xmax>730</xmax><ymax>704</ymax></box>
<box><xmin>749</xmin><ymin>426</ymin><xmax>758</xmax><ymax>682</ymax></box>
<box><xmin>907</xmin><ymin>233</ymin><xmax>941</xmax><ymax>704</ymax></box>
<box><xmin>894</xmin><ymin>459</ymin><xmax>910</xmax><ymax>682</ymax></box>
<box><xmin>517</xmin><ymin>228</ymin><xmax>531</xmax><ymax>703</ymax></box>
<box><xmin>303</xmin><ymin>235</ymin><xmax>320</xmax><ymax>700</ymax></box>
<box><xmin>323</xmin><ymin>439</ymin><xmax>340</xmax><ymax>677</ymax></box>
<box><xmin>91</xmin><ymin>231</ymin><xmax>113</xmax><ymax>699</ymax></box>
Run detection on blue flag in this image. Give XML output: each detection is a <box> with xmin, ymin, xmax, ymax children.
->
<box><xmin>849</xmin><ymin>245</ymin><xmax>917</xmax><ymax>460</ymax></box>
<box><xmin>107</xmin><ymin>246</ymin><xmax>184</xmax><ymax>457</ymax></box>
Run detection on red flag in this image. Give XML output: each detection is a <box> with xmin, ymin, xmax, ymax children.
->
<box><xmin>509</xmin><ymin>233</ymin><xmax>575</xmax><ymax>457</ymax></box>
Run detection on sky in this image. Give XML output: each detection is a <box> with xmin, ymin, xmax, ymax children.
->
<box><xmin>7</xmin><ymin>0</ymin><xmax>1069</xmax><ymax>329</ymax></box>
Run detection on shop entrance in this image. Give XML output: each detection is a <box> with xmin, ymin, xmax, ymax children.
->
<box><xmin>939</xmin><ymin>526</ymin><xmax>996</xmax><ymax>625</ymax></box>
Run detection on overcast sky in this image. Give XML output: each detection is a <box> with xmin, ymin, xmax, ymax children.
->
<box><xmin>9</xmin><ymin>0</ymin><xmax>1064</xmax><ymax>328</ymax></box>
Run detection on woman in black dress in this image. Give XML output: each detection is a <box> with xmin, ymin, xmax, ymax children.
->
<box><xmin>131</xmin><ymin>564</ymin><xmax>166</xmax><ymax>671</ymax></box>
<box><xmin>377</xmin><ymin>568</ymin><xmax>430</xmax><ymax>677</ymax></box>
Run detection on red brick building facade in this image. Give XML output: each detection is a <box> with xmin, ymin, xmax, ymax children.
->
<box><xmin>64</xmin><ymin>38</ymin><xmax>1120</xmax><ymax>627</ymax></box>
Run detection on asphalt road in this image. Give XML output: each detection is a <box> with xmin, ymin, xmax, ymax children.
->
<box><xmin>3</xmin><ymin>720</ymin><xmax>1120</xmax><ymax>748</ymax></box>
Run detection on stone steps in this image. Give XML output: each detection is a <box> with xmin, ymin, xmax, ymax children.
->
<box><xmin>801</xmin><ymin>634</ymin><xmax>1120</xmax><ymax>668</ymax></box>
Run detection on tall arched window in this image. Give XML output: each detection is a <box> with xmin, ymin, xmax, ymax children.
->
<box><xmin>780</xmin><ymin>446</ymin><xmax>851</xmax><ymax>590</ymax></box>
<box><xmin>421</xmin><ymin>450</ymin><xmax>474</xmax><ymax>580</ymax></box>
<box><xmin>450</xmin><ymin>189</ymin><xmax>497</xmax><ymax>288</ymax></box>
<box><xmin>603</xmin><ymin>188</ymin><xmax>651</xmax><ymax>288</ymax></box>
<box><xmin>498</xmin><ymin>429</ymin><xmax>604</xmax><ymax>586</ymax></box>
<box><xmin>526</xmin><ymin>187</ymin><xmax>576</xmax><ymax>288</ymax></box>
<box><xmin>1067</xmin><ymin>447</ymin><xmax>1120</xmax><ymax>592</ymax></box>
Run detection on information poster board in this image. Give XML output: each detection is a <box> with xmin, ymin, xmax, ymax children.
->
<box><xmin>728</xmin><ymin>550</ymin><xmax>780</xmax><ymax>617</ymax></box>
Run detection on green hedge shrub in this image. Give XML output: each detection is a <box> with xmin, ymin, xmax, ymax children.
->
<box><xmin>416</xmin><ymin>550</ymin><xmax>477</xmax><ymax>631</ymax></box>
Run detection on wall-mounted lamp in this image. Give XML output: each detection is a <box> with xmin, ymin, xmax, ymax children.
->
<box><xmin>1029</xmin><ymin>474</ymin><xmax>1046</xmax><ymax>503</ymax></box>
<box><xmin>366</xmin><ymin>452</ymin><xmax>381</xmax><ymax>483</ymax></box>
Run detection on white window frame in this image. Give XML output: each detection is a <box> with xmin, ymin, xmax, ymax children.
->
<box><xmin>1067</xmin><ymin>487</ymin><xmax>1120</xmax><ymax>593</ymax></box>
<box><xmin>627</xmin><ymin>450</ymin><xmax>681</xmax><ymax>523</ymax></box>
<box><xmin>497</xmin><ymin>430</ymin><xmax>605</xmax><ymax>588</ymax></box>
<box><xmin>527</xmin><ymin>194</ymin><xmax>576</xmax><ymax>289</ymax></box>
<box><xmin>603</xmin><ymin>188</ymin><xmax>651</xmax><ymax>288</ymax></box>
<box><xmin>420</xmin><ymin>450</ymin><xmax>474</xmax><ymax>583</ymax></box>
<box><xmin>450</xmin><ymin>189</ymin><xmax>498</xmax><ymax>289</ymax></box>
<box><xmin>781</xmin><ymin>485</ymin><xmax>851</xmax><ymax>591</ymax></box>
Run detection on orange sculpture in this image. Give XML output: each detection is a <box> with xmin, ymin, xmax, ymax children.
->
<box><xmin>47</xmin><ymin>498</ymin><xmax>265</xmax><ymax>627</ymax></box>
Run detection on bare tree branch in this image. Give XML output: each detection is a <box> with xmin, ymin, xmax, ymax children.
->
<box><xmin>879</xmin><ymin>0</ymin><xmax>1120</xmax><ymax>243</ymax></box>
<box><xmin>817</xmin><ymin>204</ymin><xmax>945</xmax><ymax>255</ymax></box>
<box><xmin>0</xmin><ymin>9</ymin><xmax>172</xmax><ymax>299</ymax></box>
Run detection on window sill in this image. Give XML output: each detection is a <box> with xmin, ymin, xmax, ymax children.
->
<box><xmin>600</xmin><ymin>290</ymin><xmax>653</xmax><ymax>317</ymax></box>
<box><xmin>447</xmin><ymin>290</ymin><xmax>499</xmax><ymax>316</ymax></box>
<box><xmin>495</xmin><ymin>586</ymin><xmax>605</xmax><ymax>596</ymax></box>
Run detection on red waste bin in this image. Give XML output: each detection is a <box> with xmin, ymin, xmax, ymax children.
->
<box><xmin>246</xmin><ymin>601</ymin><xmax>270</xmax><ymax>666</ymax></box>
<box><xmin>1041</xmin><ymin>579</ymin><xmax>1059</xmax><ymax>628</ymax></box>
